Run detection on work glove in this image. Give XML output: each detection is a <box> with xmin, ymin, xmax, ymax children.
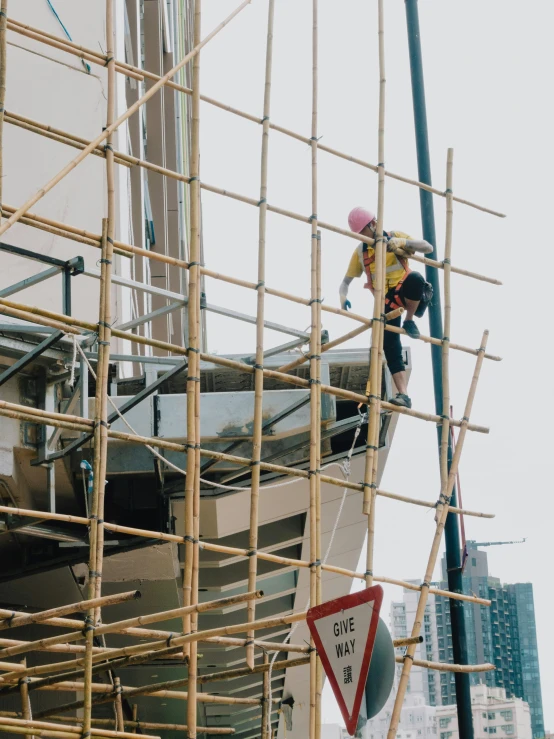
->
<box><xmin>342</xmin><ymin>299</ymin><xmax>352</xmax><ymax>311</ymax></box>
<box><xmin>388</xmin><ymin>237</ymin><xmax>415</xmax><ymax>257</ymax></box>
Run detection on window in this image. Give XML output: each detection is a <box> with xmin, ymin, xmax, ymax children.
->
<box><xmin>439</xmin><ymin>719</ymin><xmax>451</xmax><ymax>729</ymax></box>
<box><xmin>502</xmin><ymin>726</ymin><xmax>514</xmax><ymax>736</ymax></box>
<box><xmin>472</xmin><ymin>557</ymin><xmax>477</xmax><ymax>566</ymax></box>
<box><xmin>440</xmin><ymin>733</ymin><xmax>452</xmax><ymax>739</ymax></box>
<box><xmin>488</xmin><ymin>713</ymin><xmax>496</xmax><ymax>720</ymax></box>
<box><xmin>482</xmin><ymin>714</ymin><xmax>487</xmax><ymax>719</ymax></box>
<box><xmin>500</xmin><ymin>712</ymin><xmax>513</xmax><ymax>722</ymax></box>
<box><xmin>488</xmin><ymin>728</ymin><xmax>497</xmax><ymax>734</ymax></box>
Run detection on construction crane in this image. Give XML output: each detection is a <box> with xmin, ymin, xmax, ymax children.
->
<box><xmin>469</xmin><ymin>538</ymin><xmax>526</xmax><ymax>548</ymax></box>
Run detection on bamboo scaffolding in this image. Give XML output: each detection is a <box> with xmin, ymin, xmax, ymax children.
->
<box><xmin>0</xmin><ymin>296</ymin><xmax>492</xmax><ymax>430</ymax></box>
<box><xmin>261</xmin><ymin>652</ymin><xmax>269</xmax><ymax>739</ymax></box>
<box><xmin>387</xmin><ymin>331</ymin><xmax>489</xmax><ymax>739</ymax></box>
<box><xmin>0</xmin><ymin>717</ymin><xmax>160</xmax><ymax>739</ymax></box>
<box><xmin>0</xmin><ymin>0</ymin><xmax>7</xmax><ymax>228</ymax></box>
<box><xmin>364</xmin><ymin>0</ymin><xmax>387</xmax><ymax>596</ymax></box>
<box><xmin>4</xmin><ymin>17</ymin><xmax>506</xmax><ymax>220</ymax></box>
<box><xmin>0</xmin><ymin>591</ymin><xmax>140</xmax><ymax>631</ymax></box>
<box><xmin>19</xmin><ymin>659</ymin><xmax>34</xmax><ymax>739</ymax></box>
<box><xmin>113</xmin><ymin>678</ymin><xmax>124</xmax><ymax>733</ymax></box>
<box><xmin>0</xmin><ymin>717</ymin><xmax>234</xmax><ymax>736</ymax></box>
<box><xmin>0</xmin><ymin>0</ymin><xmax>252</xmax><ymax>239</ymax></box>
<box><xmin>0</xmin><ymin>591</ymin><xmax>263</xmax><ymax>664</ymax></box>
<box><xmin>32</xmin><ymin>656</ymin><xmax>310</xmax><ymax>719</ymax></box>
<box><xmin>246</xmin><ymin>0</ymin><xmax>275</xmax><ymax>674</ymax></box>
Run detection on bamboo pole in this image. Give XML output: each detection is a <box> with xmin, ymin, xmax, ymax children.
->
<box><xmin>0</xmin><ymin>0</ymin><xmax>252</xmax><ymax>239</ymax></box>
<box><xmin>387</xmin><ymin>330</ymin><xmax>489</xmax><ymax>739</ymax></box>
<box><xmin>4</xmin><ymin>17</ymin><xmax>506</xmax><ymax>220</ymax></box>
<box><xmin>0</xmin><ymin>0</ymin><xmax>7</xmax><ymax>228</ymax></box>
<box><xmin>315</xmin><ymin>234</ymin><xmax>323</xmax><ymax>739</ymax></box>
<box><xmin>0</xmin><ymin>591</ymin><xmax>140</xmax><ymax>631</ymax></box>
<box><xmin>440</xmin><ymin>149</ymin><xmax>454</xmax><ymax>491</ymax></box>
<box><xmin>0</xmin><ymin>591</ymin><xmax>263</xmax><ymax>664</ymax></box>
<box><xmin>24</xmin><ymin>718</ymin><xmax>233</xmax><ymax>735</ymax></box>
<box><xmin>19</xmin><ymin>660</ymin><xmax>34</xmax><ymax>739</ymax></box>
<box><xmin>113</xmin><ymin>678</ymin><xmax>124</xmax><ymax>733</ymax></box>
<box><xmin>261</xmin><ymin>652</ymin><xmax>269</xmax><ymax>739</ymax></box>
<box><xmin>363</xmin><ymin>0</ymin><xmax>387</xmax><ymax>595</ymax></box>
<box><xmin>395</xmin><ymin>656</ymin><xmax>494</xmax><ymax>673</ymax></box>
<box><xmin>0</xmin><ymin>718</ymin><xmax>159</xmax><ymax>739</ymax></box>
<box><xmin>246</xmin><ymin>0</ymin><xmax>275</xmax><ymax>673</ymax></box>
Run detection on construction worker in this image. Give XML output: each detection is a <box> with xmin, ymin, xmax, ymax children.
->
<box><xmin>339</xmin><ymin>206</ymin><xmax>433</xmax><ymax>409</ymax></box>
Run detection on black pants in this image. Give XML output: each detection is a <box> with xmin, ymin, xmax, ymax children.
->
<box><xmin>383</xmin><ymin>271</ymin><xmax>426</xmax><ymax>376</ymax></box>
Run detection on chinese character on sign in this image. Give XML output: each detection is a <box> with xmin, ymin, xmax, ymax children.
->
<box><xmin>343</xmin><ymin>666</ymin><xmax>352</xmax><ymax>684</ymax></box>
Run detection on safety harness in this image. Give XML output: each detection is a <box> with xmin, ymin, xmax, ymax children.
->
<box><xmin>362</xmin><ymin>232</ymin><xmax>411</xmax><ymax>309</ymax></box>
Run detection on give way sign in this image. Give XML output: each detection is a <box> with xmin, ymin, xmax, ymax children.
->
<box><xmin>306</xmin><ymin>585</ymin><xmax>383</xmax><ymax>736</ymax></box>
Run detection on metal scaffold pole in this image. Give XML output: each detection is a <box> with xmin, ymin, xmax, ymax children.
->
<box><xmin>404</xmin><ymin>2</ymin><xmax>474</xmax><ymax>738</ymax></box>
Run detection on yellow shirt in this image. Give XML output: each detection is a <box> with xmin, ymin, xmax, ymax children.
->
<box><xmin>345</xmin><ymin>230</ymin><xmax>412</xmax><ymax>292</ymax></box>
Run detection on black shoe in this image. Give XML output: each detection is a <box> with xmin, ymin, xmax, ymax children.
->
<box><xmin>403</xmin><ymin>319</ymin><xmax>420</xmax><ymax>339</ymax></box>
<box><xmin>389</xmin><ymin>393</ymin><xmax>412</xmax><ymax>409</ymax></box>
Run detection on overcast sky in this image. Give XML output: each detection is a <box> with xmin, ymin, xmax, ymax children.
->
<box><xmin>200</xmin><ymin>0</ymin><xmax>553</xmax><ymax>730</ymax></box>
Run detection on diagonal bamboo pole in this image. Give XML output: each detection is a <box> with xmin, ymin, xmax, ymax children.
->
<box><xmin>364</xmin><ymin>0</ymin><xmax>387</xmax><ymax>593</ymax></box>
<box><xmin>0</xmin><ymin>718</ymin><xmax>159</xmax><ymax>739</ymax></box>
<box><xmin>0</xmin><ymin>0</ymin><xmax>253</xmax><ymax>239</ymax></box>
<box><xmin>0</xmin><ymin>591</ymin><xmax>140</xmax><ymax>631</ymax></box>
<box><xmin>261</xmin><ymin>651</ymin><xmax>269</xmax><ymax>739</ymax></box>
<box><xmin>440</xmin><ymin>148</ymin><xmax>454</xmax><ymax>498</ymax></box>
<box><xmin>19</xmin><ymin>659</ymin><xmax>35</xmax><ymax>739</ymax></box>
<box><xmin>246</xmin><ymin>0</ymin><xmax>275</xmax><ymax>673</ymax></box>
<box><xmin>386</xmin><ymin>330</ymin><xmax>489</xmax><ymax>739</ymax></box>
<box><xmin>5</xmin><ymin>16</ymin><xmax>505</xmax><ymax>219</ymax></box>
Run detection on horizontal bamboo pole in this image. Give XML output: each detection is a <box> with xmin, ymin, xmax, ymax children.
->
<box><xmin>0</xmin><ymin>590</ymin><xmax>263</xmax><ymax>665</ymax></box>
<box><xmin>0</xmin><ymin>504</ymin><xmax>490</xmax><ymax>607</ymax></box>
<box><xmin>0</xmin><ymin>591</ymin><xmax>140</xmax><ymax>631</ymax></box>
<box><xmin>396</xmin><ymin>656</ymin><xmax>494</xmax><ymax>673</ymax></box>
<box><xmin>20</xmin><ymin>719</ymin><xmax>234</xmax><ymax>736</ymax></box>
<box><xmin>0</xmin><ymin>718</ymin><xmax>159</xmax><ymax>739</ymax></box>
<box><xmin>6</xmin><ymin>17</ymin><xmax>505</xmax><ymax>220</ymax></box>
<box><xmin>0</xmin><ymin>296</ymin><xmax>492</xmax><ymax>430</ymax></box>
<box><xmin>33</xmin><ymin>656</ymin><xmax>310</xmax><ymax>718</ymax></box>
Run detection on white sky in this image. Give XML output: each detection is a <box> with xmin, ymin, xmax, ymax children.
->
<box><xmin>200</xmin><ymin>0</ymin><xmax>553</xmax><ymax>730</ymax></box>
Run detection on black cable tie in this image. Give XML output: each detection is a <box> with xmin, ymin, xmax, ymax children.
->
<box><xmin>308</xmin><ymin>379</ymin><xmax>321</xmax><ymax>385</ymax></box>
<box><xmin>311</xmin><ymin>234</ymin><xmax>318</xmax><ymax>239</ymax></box>
<box><xmin>165</xmin><ymin>633</ymin><xmax>174</xmax><ymax>647</ymax></box>
<box><xmin>115</xmin><ymin>684</ymin><xmax>123</xmax><ymax>695</ymax></box>
<box><xmin>187</xmin><ymin>376</ymin><xmax>201</xmax><ymax>382</ymax></box>
<box><xmin>479</xmin><ymin>346</ymin><xmax>486</xmax><ymax>352</ymax></box>
<box><xmin>94</xmin><ymin>420</ymin><xmax>109</xmax><ymax>428</ymax></box>
<box><xmin>309</xmin><ymin>214</ymin><xmax>318</xmax><ymax>221</ymax></box>
<box><xmin>443</xmin><ymin>258</ymin><xmax>451</xmax><ymax>265</ymax></box>
<box><xmin>367</xmin><ymin>394</ymin><xmax>380</xmax><ymax>401</ymax></box>
<box><xmin>257</xmin><ymin>198</ymin><xmax>267</xmax><ymax>206</ymax></box>
<box><xmin>105</xmin><ymin>57</ymin><xmax>115</xmax><ymax>65</ymax></box>
<box><xmin>184</xmin><ymin>535</ymin><xmax>197</xmax><ymax>544</ymax></box>
<box><xmin>404</xmin><ymin>653</ymin><xmax>414</xmax><ymax>661</ymax></box>
<box><xmin>422</xmin><ymin>581</ymin><xmax>431</xmax><ymax>589</ymax></box>
<box><xmin>82</xmin><ymin>732</ymin><xmax>92</xmax><ymax>738</ymax></box>
<box><xmin>365</xmin><ymin>444</ymin><xmax>378</xmax><ymax>451</ymax></box>
<box><xmin>99</xmin><ymin>259</ymin><xmax>112</xmax><ymax>265</ymax></box>
<box><xmin>88</xmin><ymin>570</ymin><xmax>102</xmax><ymax>578</ymax></box>
<box><xmin>364</xmin><ymin>570</ymin><xmax>373</xmax><ymax>577</ymax></box>
<box><xmin>462</xmin><ymin>416</ymin><xmax>469</xmax><ymax>422</ymax></box>
<box><xmin>104</xmin><ymin>144</ymin><xmax>114</xmax><ymax>152</ymax></box>
<box><xmin>256</xmin><ymin>281</ymin><xmax>265</xmax><ymax>289</ymax></box>
<box><xmin>360</xmin><ymin>482</ymin><xmax>377</xmax><ymax>489</ymax></box>
<box><xmin>309</xmin><ymin>354</ymin><xmax>321</xmax><ymax>360</ymax></box>
<box><xmin>244</xmin><ymin>639</ymin><xmax>255</xmax><ymax>645</ymax></box>
<box><xmin>189</xmin><ymin>176</ymin><xmax>199</xmax><ymax>182</ymax></box>
<box><xmin>308</xmin><ymin>298</ymin><xmax>322</xmax><ymax>304</ymax></box>
<box><xmin>246</xmin><ymin>549</ymin><xmax>257</xmax><ymax>557</ymax></box>
<box><xmin>374</xmin><ymin>236</ymin><xmax>386</xmax><ymax>243</ymax></box>
<box><xmin>262</xmin><ymin>116</ymin><xmax>270</xmax><ymax>122</ymax></box>
<box><xmin>309</xmin><ymin>560</ymin><xmax>322</xmax><ymax>568</ymax></box>
<box><xmin>308</xmin><ymin>469</ymin><xmax>319</xmax><ymax>477</ymax></box>
<box><xmin>377</xmin><ymin>162</ymin><xmax>385</xmax><ymax>168</ymax></box>
<box><xmin>307</xmin><ymin>645</ymin><xmax>317</xmax><ymax>654</ymax></box>
<box><xmin>184</xmin><ymin>442</ymin><xmax>200</xmax><ymax>450</ymax></box>
<box><xmin>250</xmin><ymin>460</ymin><xmax>261</xmax><ymax>466</ymax></box>
<box><xmin>0</xmin><ymin>10</ymin><xmax>6</xmax><ymax>17</ymax></box>
<box><xmin>444</xmin><ymin>188</ymin><xmax>453</xmax><ymax>194</ymax></box>
<box><xmin>439</xmin><ymin>414</ymin><xmax>450</xmax><ymax>420</ymax></box>
<box><xmin>253</xmin><ymin>364</ymin><xmax>263</xmax><ymax>370</ymax></box>
<box><xmin>188</xmin><ymin>261</ymin><xmax>201</xmax><ymax>267</ymax></box>
<box><xmin>187</xmin><ymin>346</ymin><xmax>200</xmax><ymax>354</ymax></box>
<box><xmin>97</xmin><ymin>340</ymin><xmax>110</xmax><ymax>346</ymax></box>
<box><xmin>5</xmin><ymin>613</ymin><xmax>16</xmax><ymax>626</ymax></box>
<box><xmin>443</xmin><ymin>336</ymin><xmax>450</xmax><ymax>342</ymax></box>
<box><xmin>98</xmin><ymin>321</ymin><xmax>112</xmax><ymax>328</ymax></box>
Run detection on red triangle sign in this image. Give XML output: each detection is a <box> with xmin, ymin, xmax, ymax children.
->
<box><xmin>307</xmin><ymin>586</ymin><xmax>383</xmax><ymax>736</ymax></box>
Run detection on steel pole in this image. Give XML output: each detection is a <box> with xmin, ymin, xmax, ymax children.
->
<box><xmin>404</xmin><ymin>2</ymin><xmax>474</xmax><ymax>737</ymax></box>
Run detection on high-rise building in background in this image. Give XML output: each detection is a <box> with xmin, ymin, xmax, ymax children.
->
<box><xmin>390</xmin><ymin>543</ymin><xmax>544</xmax><ymax>738</ymax></box>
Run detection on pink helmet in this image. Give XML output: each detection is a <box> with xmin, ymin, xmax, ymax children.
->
<box><xmin>348</xmin><ymin>207</ymin><xmax>375</xmax><ymax>234</ymax></box>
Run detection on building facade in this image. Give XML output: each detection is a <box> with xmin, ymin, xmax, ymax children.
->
<box><xmin>436</xmin><ymin>685</ymin><xmax>532</xmax><ymax>739</ymax></box>
<box><xmin>390</xmin><ymin>544</ymin><xmax>544</xmax><ymax>738</ymax></box>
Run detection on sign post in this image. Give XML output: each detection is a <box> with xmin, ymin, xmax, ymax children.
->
<box><xmin>306</xmin><ymin>586</ymin><xmax>383</xmax><ymax>736</ymax></box>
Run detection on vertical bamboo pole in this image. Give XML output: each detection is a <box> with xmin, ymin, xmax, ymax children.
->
<box><xmin>19</xmin><ymin>660</ymin><xmax>34</xmax><ymax>739</ymax></box>
<box><xmin>131</xmin><ymin>706</ymin><xmax>138</xmax><ymax>734</ymax></box>
<box><xmin>245</xmin><ymin>0</ymin><xmax>275</xmax><ymax>673</ymax></box>
<box><xmin>363</xmin><ymin>0</ymin><xmax>387</xmax><ymax>592</ymax></box>
<box><xmin>314</xmin><ymin>234</ymin><xmax>323</xmax><ymax>739</ymax></box>
<box><xmin>309</xmin><ymin>3</ymin><xmax>321</xmax><ymax>738</ymax></box>
<box><xmin>387</xmin><ymin>330</ymin><xmax>489</xmax><ymax>739</ymax></box>
<box><xmin>0</xmin><ymin>0</ymin><xmax>7</xmax><ymax>226</ymax></box>
<box><xmin>185</xmin><ymin>2</ymin><xmax>202</xmax><ymax>738</ymax></box>
<box><xmin>261</xmin><ymin>652</ymin><xmax>269</xmax><ymax>739</ymax></box>
<box><xmin>113</xmin><ymin>678</ymin><xmax>124</xmax><ymax>732</ymax></box>
<box><xmin>438</xmin><ymin>149</ymin><xmax>453</xmax><ymax>515</ymax></box>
